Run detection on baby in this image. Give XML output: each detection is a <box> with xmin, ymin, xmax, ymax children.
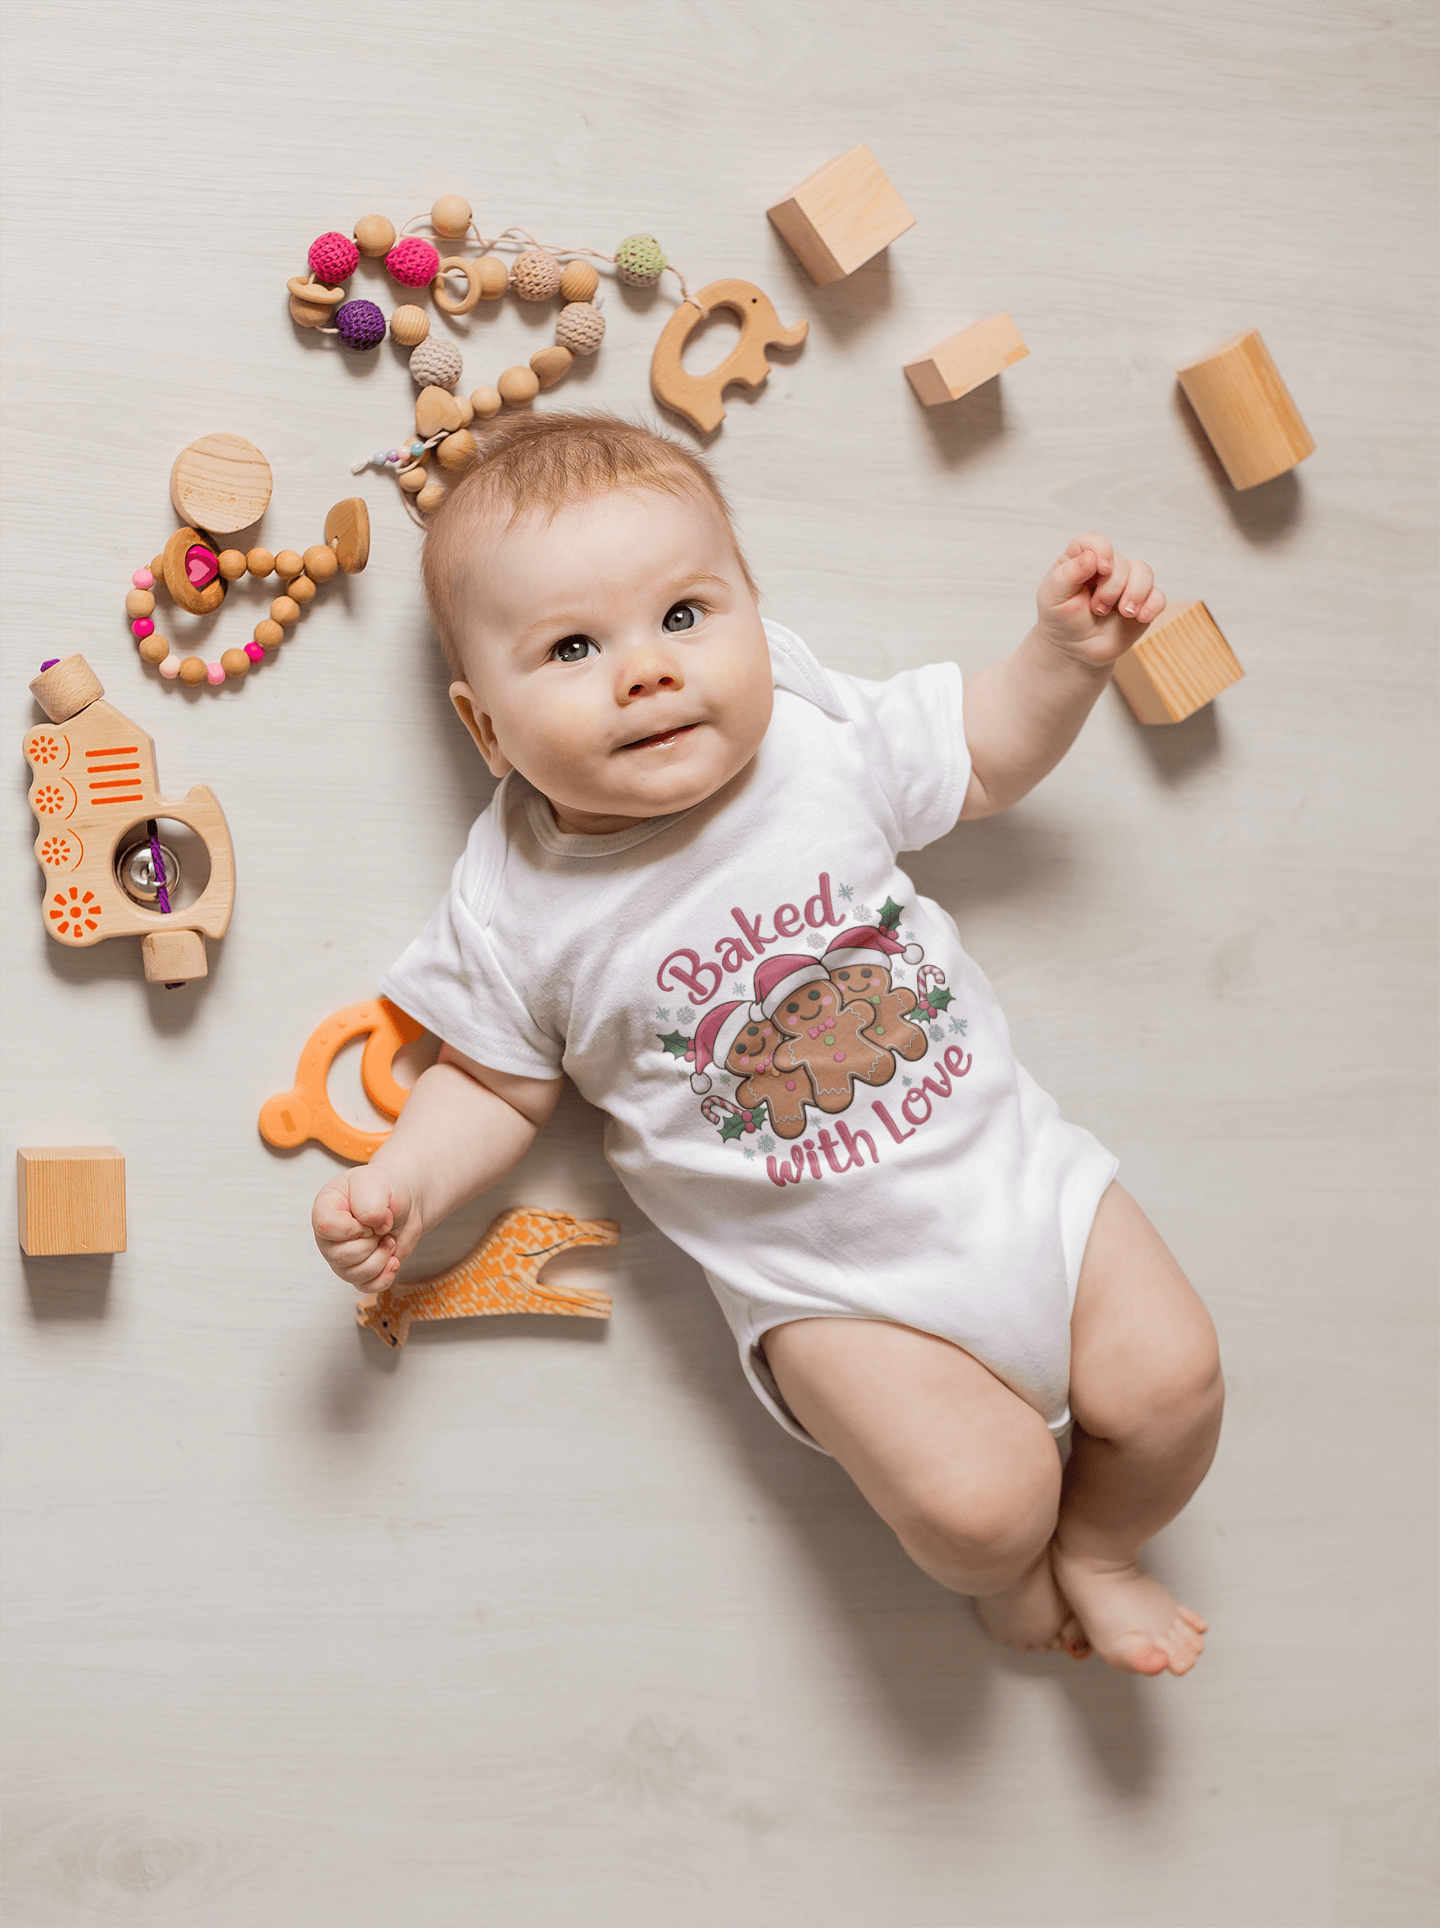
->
<box><xmin>313</xmin><ymin>414</ymin><xmax>1223</xmax><ymax>1677</ymax></box>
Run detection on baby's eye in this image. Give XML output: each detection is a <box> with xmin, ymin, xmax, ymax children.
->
<box><xmin>550</xmin><ymin>634</ymin><xmax>595</xmax><ymax>664</ymax></box>
<box><xmin>662</xmin><ymin>601</ymin><xmax>702</xmax><ymax>634</ymax></box>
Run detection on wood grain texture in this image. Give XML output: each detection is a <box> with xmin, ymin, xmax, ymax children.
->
<box><xmin>1</xmin><ymin>4</ymin><xmax>1436</xmax><ymax>1926</ymax></box>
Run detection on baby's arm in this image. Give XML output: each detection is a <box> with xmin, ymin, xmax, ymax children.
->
<box><xmin>960</xmin><ymin>533</ymin><xmax>1165</xmax><ymax>818</ymax></box>
<box><xmin>311</xmin><ymin>1047</ymin><xmax>563</xmax><ymax>1293</ymax></box>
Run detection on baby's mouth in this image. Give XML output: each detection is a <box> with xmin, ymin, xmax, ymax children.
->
<box><xmin>617</xmin><ymin>721</ymin><xmax>700</xmax><ymax>752</ymax></box>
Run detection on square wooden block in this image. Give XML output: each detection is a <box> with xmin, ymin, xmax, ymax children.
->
<box><xmin>1112</xmin><ymin>601</ymin><xmax>1244</xmax><ymax>725</ymax></box>
<box><xmin>17</xmin><ymin>1146</ymin><xmax>126</xmax><ymax>1256</ymax></box>
<box><xmin>903</xmin><ymin>314</ymin><xmax>1029</xmax><ymax>406</ymax></box>
<box><xmin>142</xmin><ymin>927</ymin><xmax>207</xmax><ymax>984</ymax></box>
<box><xmin>1177</xmin><ymin>329</ymin><xmax>1315</xmax><ymax>490</ymax></box>
<box><xmin>767</xmin><ymin>144</ymin><xmax>915</xmax><ymax>285</ymax></box>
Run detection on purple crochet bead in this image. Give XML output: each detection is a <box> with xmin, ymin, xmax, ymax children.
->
<box><xmin>333</xmin><ymin>299</ymin><xmax>387</xmax><ymax>351</ymax></box>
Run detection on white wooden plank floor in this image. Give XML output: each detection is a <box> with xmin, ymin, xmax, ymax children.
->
<box><xmin>2</xmin><ymin>3</ymin><xmax>1435</xmax><ymax>1922</ymax></box>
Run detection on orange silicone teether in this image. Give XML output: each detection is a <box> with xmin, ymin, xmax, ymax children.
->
<box><xmin>258</xmin><ymin>996</ymin><xmax>423</xmax><ymax>1162</ymax></box>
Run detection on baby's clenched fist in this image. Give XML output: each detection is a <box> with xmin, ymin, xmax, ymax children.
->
<box><xmin>1036</xmin><ymin>533</ymin><xmax>1165</xmax><ymax>667</ymax></box>
<box><xmin>312</xmin><ymin>1166</ymin><xmax>419</xmax><ymax>1291</ymax></box>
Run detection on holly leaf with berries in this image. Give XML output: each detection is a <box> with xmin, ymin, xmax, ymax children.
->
<box><xmin>878</xmin><ymin>897</ymin><xmax>903</xmax><ymax>932</ymax></box>
<box><xmin>717</xmin><ymin>1112</ymin><xmax>747</xmax><ymax>1143</ymax></box>
<box><xmin>658</xmin><ymin>1030</ymin><xmax>691</xmax><ymax>1058</ymax></box>
<box><xmin>928</xmin><ymin>986</ymin><xmax>955</xmax><ymax>1013</ymax></box>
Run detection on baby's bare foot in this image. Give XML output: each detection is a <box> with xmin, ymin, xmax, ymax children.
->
<box><xmin>1051</xmin><ymin>1545</ymin><xmax>1207</xmax><ymax>1677</ymax></box>
<box><xmin>975</xmin><ymin>1552</ymin><xmax>1091</xmax><ymax>1658</ymax></box>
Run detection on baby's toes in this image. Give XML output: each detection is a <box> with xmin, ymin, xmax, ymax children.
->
<box><xmin>1058</xmin><ymin>1615</ymin><xmax>1092</xmax><ymax>1660</ymax></box>
<box><xmin>1178</xmin><ymin>1605</ymin><xmax>1209</xmax><ymax>1634</ymax></box>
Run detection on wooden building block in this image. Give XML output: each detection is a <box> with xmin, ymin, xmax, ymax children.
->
<box><xmin>1176</xmin><ymin>329</ymin><xmax>1314</xmax><ymax>490</ymax></box>
<box><xmin>17</xmin><ymin>1147</ymin><xmax>126</xmax><ymax>1256</ymax></box>
<box><xmin>903</xmin><ymin>314</ymin><xmax>1029</xmax><ymax>406</ymax></box>
<box><xmin>767</xmin><ymin>144</ymin><xmax>915</xmax><ymax>285</ymax></box>
<box><xmin>1112</xmin><ymin>600</ymin><xmax>1243</xmax><ymax>725</ymax></box>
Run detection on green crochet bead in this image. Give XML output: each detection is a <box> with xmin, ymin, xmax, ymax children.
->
<box><xmin>614</xmin><ymin>233</ymin><xmax>666</xmax><ymax>287</ymax></box>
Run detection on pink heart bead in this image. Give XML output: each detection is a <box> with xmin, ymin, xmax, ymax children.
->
<box><xmin>185</xmin><ymin>544</ymin><xmax>220</xmax><ymax>588</ymax></box>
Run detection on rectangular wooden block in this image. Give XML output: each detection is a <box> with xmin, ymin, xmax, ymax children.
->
<box><xmin>1112</xmin><ymin>601</ymin><xmax>1244</xmax><ymax>725</ymax></box>
<box><xmin>1177</xmin><ymin>329</ymin><xmax>1314</xmax><ymax>490</ymax></box>
<box><xmin>767</xmin><ymin>144</ymin><xmax>915</xmax><ymax>285</ymax></box>
<box><xmin>903</xmin><ymin>314</ymin><xmax>1029</xmax><ymax>406</ymax></box>
<box><xmin>17</xmin><ymin>1146</ymin><xmax>126</xmax><ymax>1256</ymax></box>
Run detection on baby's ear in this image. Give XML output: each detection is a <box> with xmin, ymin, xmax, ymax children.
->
<box><xmin>450</xmin><ymin>683</ymin><xmax>512</xmax><ymax>779</ymax></box>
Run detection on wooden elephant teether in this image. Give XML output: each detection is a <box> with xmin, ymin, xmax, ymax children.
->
<box><xmin>649</xmin><ymin>278</ymin><xmax>808</xmax><ymax>435</ymax></box>
<box><xmin>258</xmin><ymin>997</ymin><xmax>423</xmax><ymax>1162</ymax></box>
<box><xmin>25</xmin><ymin>655</ymin><xmax>235</xmax><ymax>986</ymax></box>
<box><xmin>356</xmin><ymin>1206</ymin><xmax>618</xmax><ymax>1346</ymax></box>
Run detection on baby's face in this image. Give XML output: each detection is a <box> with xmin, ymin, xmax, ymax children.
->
<box><xmin>449</xmin><ymin>486</ymin><xmax>773</xmax><ymax>834</ymax></box>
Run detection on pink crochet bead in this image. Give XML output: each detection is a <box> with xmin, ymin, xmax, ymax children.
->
<box><xmin>132</xmin><ymin>566</ymin><xmax>154</xmax><ymax>590</ymax></box>
<box><xmin>157</xmin><ymin>656</ymin><xmax>180</xmax><ymax>680</ymax></box>
<box><xmin>244</xmin><ymin>641</ymin><xmax>265</xmax><ymax>663</ymax></box>
<box><xmin>132</xmin><ymin>617</ymin><xmax>154</xmax><ymax>639</ymax></box>
<box><xmin>206</xmin><ymin>662</ymin><xmax>226</xmax><ymax>685</ymax></box>
<box><xmin>386</xmin><ymin>236</ymin><xmax>440</xmax><ymax>287</ymax></box>
<box><xmin>308</xmin><ymin>230</ymin><xmax>360</xmax><ymax>285</ymax></box>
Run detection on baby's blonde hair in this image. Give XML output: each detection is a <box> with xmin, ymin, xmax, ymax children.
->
<box><xmin>420</xmin><ymin>411</ymin><xmax>759</xmax><ymax>673</ymax></box>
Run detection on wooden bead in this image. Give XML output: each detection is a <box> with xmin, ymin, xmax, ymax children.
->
<box><xmin>142</xmin><ymin>928</ymin><xmax>207</xmax><ymax>984</ymax></box>
<box><xmin>354</xmin><ymin>214</ymin><xmax>396</xmax><ymax>257</ymax></box>
<box><xmin>302</xmin><ymin>544</ymin><xmax>339</xmax><ymax>583</ymax></box>
<box><xmin>476</xmin><ymin>255</ymin><xmax>509</xmax><ymax>299</ymax></box>
<box><xmin>433</xmin><ymin>257</ymin><xmax>481</xmax><ymax>316</ymax></box>
<box><xmin>417</xmin><ymin>484</ymin><xmax>447</xmax><ymax>513</ymax></box>
<box><xmin>470</xmin><ymin>386</ymin><xmax>502</xmax><ymax>419</ymax></box>
<box><xmin>290</xmin><ymin>292</ymin><xmax>334</xmax><ymax>329</ymax></box>
<box><xmin>254</xmin><ymin>619</ymin><xmax>284</xmax><ymax>647</ymax></box>
<box><xmin>218</xmin><ymin>550</ymin><xmax>248</xmax><ymax>580</ymax></box>
<box><xmin>390</xmin><ymin>305</ymin><xmax>431</xmax><ymax>347</ymax></box>
<box><xmin>138</xmin><ymin>634</ymin><xmax>170</xmax><ymax>665</ymax></box>
<box><xmin>125</xmin><ymin>589</ymin><xmax>155</xmax><ymax>619</ymax></box>
<box><xmin>247</xmin><ymin>548</ymin><xmax>275</xmax><ymax>578</ymax></box>
<box><xmin>530</xmin><ymin>345</ymin><xmax>574</xmax><ymax>389</ymax></box>
<box><xmin>498</xmin><ymin>365</ymin><xmax>540</xmax><ymax>406</ymax></box>
<box><xmin>415</xmin><ymin>385</ymin><xmax>465</xmax><ymax>438</ymax></box>
<box><xmin>288</xmin><ymin>572</ymin><xmax>317</xmax><ymax>604</ymax></box>
<box><xmin>29</xmin><ymin>654</ymin><xmax>103</xmax><ymax>723</ymax></box>
<box><xmin>560</xmin><ymin>259</ymin><xmax>600</xmax><ymax>303</ymax></box>
<box><xmin>170</xmin><ymin>432</ymin><xmax>274</xmax><ymax>535</ymax></box>
<box><xmin>454</xmin><ymin>393</ymin><xmax>475</xmax><ymax>425</ymax></box>
<box><xmin>400</xmin><ymin>467</ymin><xmax>429</xmax><ymax>493</ymax></box>
<box><xmin>150</xmin><ymin>554</ymin><xmax>165</xmax><ymax>580</ymax></box>
<box><xmin>178</xmin><ymin>656</ymin><xmax>208</xmax><ymax>686</ymax></box>
<box><xmin>436</xmin><ymin>429</ymin><xmax>478</xmax><ymax>471</ymax></box>
<box><xmin>274</xmin><ymin>550</ymin><xmax>304</xmax><ymax>579</ymax></box>
<box><xmin>270</xmin><ymin>595</ymin><xmax>300</xmax><ymax>625</ymax></box>
<box><xmin>431</xmin><ymin>194</ymin><xmax>472</xmax><ymax>238</ymax></box>
<box><xmin>221</xmin><ymin>648</ymin><xmax>251</xmax><ymax>678</ymax></box>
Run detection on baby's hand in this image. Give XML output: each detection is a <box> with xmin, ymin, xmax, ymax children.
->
<box><xmin>1037</xmin><ymin>534</ymin><xmax>1166</xmax><ymax>667</ymax></box>
<box><xmin>312</xmin><ymin>1167</ymin><xmax>420</xmax><ymax>1293</ymax></box>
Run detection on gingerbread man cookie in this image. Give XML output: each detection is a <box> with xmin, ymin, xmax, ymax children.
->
<box><xmin>726</xmin><ymin>1014</ymin><xmax>816</xmax><ymax>1139</ymax></box>
<box><xmin>769</xmin><ymin>980</ymin><xmax>896</xmax><ymax>1114</ymax></box>
<box><xmin>828</xmin><ymin>960</ymin><xmax>929</xmax><ymax>1061</ymax></box>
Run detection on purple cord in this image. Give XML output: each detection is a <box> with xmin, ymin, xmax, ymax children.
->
<box><xmin>148</xmin><ymin>834</ymin><xmax>172</xmax><ymax>915</ymax></box>
<box><xmin>40</xmin><ymin>658</ymin><xmax>59</xmax><ymax>671</ymax></box>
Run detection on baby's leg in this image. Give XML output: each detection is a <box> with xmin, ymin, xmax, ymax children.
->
<box><xmin>762</xmin><ymin>1319</ymin><xmax>1073</xmax><ymax>1650</ymax></box>
<box><xmin>1050</xmin><ymin>1183</ymin><xmax>1224</xmax><ymax>1678</ymax></box>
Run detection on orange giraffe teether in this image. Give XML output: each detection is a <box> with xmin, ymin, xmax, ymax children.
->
<box><xmin>649</xmin><ymin>278</ymin><xmax>808</xmax><ymax>436</ymax></box>
<box><xmin>258</xmin><ymin>996</ymin><xmax>423</xmax><ymax>1162</ymax></box>
<box><xmin>356</xmin><ymin>1207</ymin><xmax>618</xmax><ymax>1346</ymax></box>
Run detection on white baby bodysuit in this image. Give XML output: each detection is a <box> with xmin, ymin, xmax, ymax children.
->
<box><xmin>380</xmin><ymin>622</ymin><xmax>1117</xmax><ymax>1448</ymax></box>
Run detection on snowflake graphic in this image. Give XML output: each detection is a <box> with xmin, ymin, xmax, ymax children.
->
<box><xmin>930</xmin><ymin>1026</ymin><xmax>943</xmax><ymax>1043</ymax></box>
<box><xmin>720</xmin><ymin>1073</ymin><xmax>732</xmax><ymax>1086</ymax></box>
<box><xmin>854</xmin><ymin>904</ymin><xmax>874</xmax><ymax>923</ymax></box>
<box><xmin>676</xmin><ymin>1006</ymin><xmax>695</xmax><ymax>1026</ymax></box>
<box><xmin>949</xmin><ymin>1017</ymin><xmax>968</xmax><ymax>1035</ymax></box>
<box><xmin>838</xmin><ymin>882</ymin><xmax>854</xmax><ymax>901</ymax></box>
<box><xmin>731</xmin><ymin>979</ymin><xmax>748</xmax><ymax>996</ymax></box>
<box><xmin>902</xmin><ymin>1075</ymin><xmax>913</xmax><ymax>1087</ymax></box>
<box><xmin>655</xmin><ymin>1005</ymin><xmax>670</xmax><ymax>1021</ymax></box>
<box><xmin>757</xmin><ymin>1133</ymin><xmax>775</xmax><ymax>1153</ymax></box>
<box><xmin>742</xmin><ymin>1146</ymin><xmax>756</xmax><ymax>1160</ymax></box>
<box><xmin>806</xmin><ymin>931</ymin><xmax>824</xmax><ymax>949</ymax></box>
<box><xmin>903</xmin><ymin>929</ymin><xmax>915</xmax><ymax>941</ymax></box>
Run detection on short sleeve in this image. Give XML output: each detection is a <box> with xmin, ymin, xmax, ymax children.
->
<box><xmin>379</xmin><ymin>806</ymin><xmax>563</xmax><ymax>1081</ymax></box>
<box><xmin>828</xmin><ymin>660</ymin><xmax>970</xmax><ymax>851</ymax></box>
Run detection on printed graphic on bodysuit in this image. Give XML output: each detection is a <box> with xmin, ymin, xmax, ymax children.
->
<box><xmin>653</xmin><ymin>876</ymin><xmax>969</xmax><ymax>1159</ymax></box>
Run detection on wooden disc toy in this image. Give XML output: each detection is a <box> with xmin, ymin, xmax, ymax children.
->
<box><xmin>355</xmin><ymin>1207</ymin><xmax>618</xmax><ymax>1346</ymax></box>
<box><xmin>649</xmin><ymin>279</ymin><xmax>809</xmax><ymax>436</ymax></box>
<box><xmin>258</xmin><ymin>997</ymin><xmax>422</xmax><ymax>1162</ymax></box>
<box><xmin>169</xmin><ymin>433</ymin><xmax>274</xmax><ymax>535</ymax></box>
<box><xmin>25</xmin><ymin>656</ymin><xmax>235</xmax><ymax>986</ymax></box>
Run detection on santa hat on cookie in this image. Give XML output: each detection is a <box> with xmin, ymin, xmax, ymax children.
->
<box><xmin>750</xmin><ymin>952</ymin><xmax>832</xmax><ymax>1022</ymax></box>
<box><xmin>823</xmin><ymin>925</ymin><xmax>923</xmax><ymax>969</ymax></box>
<box><xmin>688</xmin><ymin>999</ymin><xmax>752</xmax><ymax>1094</ymax></box>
